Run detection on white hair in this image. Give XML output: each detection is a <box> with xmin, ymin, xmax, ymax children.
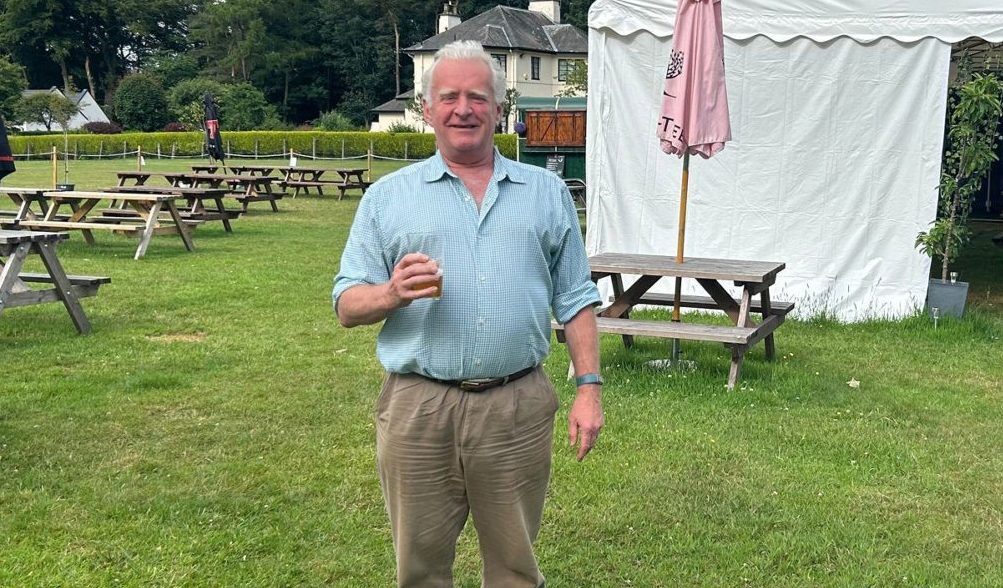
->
<box><xmin>421</xmin><ymin>40</ymin><xmax>507</xmax><ymax>104</ymax></box>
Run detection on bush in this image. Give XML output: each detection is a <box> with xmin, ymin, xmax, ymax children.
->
<box><xmin>7</xmin><ymin>131</ymin><xmax>516</xmax><ymax>160</ymax></box>
<box><xmin>220</xmin><ymin>83</ymin><xmax>278</xmax><ymax>131</ymax></box>
<box><xmin>315</xmin><ymin>111</ymin><xmax>358</xmax><ymax>131</ymax></box>
<box><xmin>83</xmin><ymin>121</ymin><xmax>123</xmax><ymax>134</ymax></box>
<box><xmin>387</xmin><ymin>122</ymin><xmax>419</xmax><ymax>133</ymax></box>
<box><xmin>162</xmin><ymin>122</ymin><xmax>188</xmax><ymax>132</ymax></box>
<box><xmin>114</xmin><ymin>73</ymin><xmax>169</xmax><ymax>131</ymax></box>
<box><xmin>167</xmin><ymin>78</ymin><xmax>227</xmax><ymax>124</ymax></box>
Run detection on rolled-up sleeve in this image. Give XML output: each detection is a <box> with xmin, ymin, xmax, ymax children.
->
<box><xmin>549</xmin><ymin>184</ymin><xmax>600</xmax><ymax>324</ymax></box>
<box><xmin>332</xmin><ymin>192</ymin><xmax>389</xmax><ymax>312</ymax></box>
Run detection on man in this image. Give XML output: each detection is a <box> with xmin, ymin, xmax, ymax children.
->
<box><xmin>333</xmin><ymin>40</ymin><xmax>603</xmax><ymax>588</ymax></box>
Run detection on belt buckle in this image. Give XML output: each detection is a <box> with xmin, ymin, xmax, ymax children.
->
<box><xmin>459</xmin><ymin>378</ymin><xmax>497</xmax><ymax>392</ymax></box>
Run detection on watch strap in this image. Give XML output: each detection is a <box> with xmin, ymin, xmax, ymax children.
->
<box><xmin>574</xmin><ymin>373</ymin><xmax>603</xmax><ymax>387</ymax></box>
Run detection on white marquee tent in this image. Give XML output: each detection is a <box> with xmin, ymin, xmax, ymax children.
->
<box><xmin>585</xmin><ymin>0</ymin><xmax>1003</xmax><ymax>321</ymax></box>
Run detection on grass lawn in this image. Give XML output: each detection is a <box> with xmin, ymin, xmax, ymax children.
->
<box><xmin>1</xmin><ymin>158</ymin><xmax>1002</xmax><ymax>586</ymax></box>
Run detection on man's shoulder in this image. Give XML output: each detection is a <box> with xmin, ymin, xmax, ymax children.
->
<box><xmin>369</xmin><ymin>157</ymin><xmax>436</xmax><ymax>194</ymax></box>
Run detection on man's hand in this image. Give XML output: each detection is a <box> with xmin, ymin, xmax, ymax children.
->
<box><xmin>387</xmin><ymin>252</ymin><xmax>441</xmax><ymax>306</ymax></box>
<box><xmin>568</xmin><ymin>385</ymin><xmax>603</xmax><ymax>461</ymax></box>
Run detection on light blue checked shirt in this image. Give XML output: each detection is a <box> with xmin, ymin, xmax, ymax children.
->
<box><xmin>333</xmin><ymin>150</ymin><xmax>600</xmax><ymax>380</ymax></box>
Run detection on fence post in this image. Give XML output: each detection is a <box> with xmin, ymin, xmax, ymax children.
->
<box><xmin>98</xmin><ymin>140</ymin><xmax>103</xmax><ymax>157</ymax></box>
<box><xmin>282</xmin><ymin>138</ymin><xmax>287</xmax><ymax>156</ymax></box>
<box><xmin>26</xmin><ymin>143</ymin><xmax>31</xmax><ymax>161</ymax></box>
<box><xmin>157</xmin><ymin>143</ymin><xmax>161</xmax><ymax>159</ymax></box>
<box><xmin>368</xmin><ymin>140</ymin><xmax>374</xmax><ymax>182</ymax></box>
<box><xmin>404</xmin><ymin>140</ymin><xmax>408</xmax><ymax>161</ymax></box>
<box><xmin>51</xmin><ymin>145</ymin><xmax>57</xmax><ymax>188</ymax></box>
<box><xmin>123</xmin><ymin>140</ymin><xmax>127</xmax><ymax>157</ymax></box>
<box><xmin>312</xmin><ymin>137</ymin><xmax>317</xmax><ymax>158</ymax></box>
<box><xmin>226</xmin><ymin>140</ymin><xmax>231</xmax><ymax>158</ymax></box>
<box><xmin>137</xmin><ymin>145</ymin><xmax>143</xmax><ymax>170</ymax></box>
<box><xmin>254</xmin><ymin>139</ymin><xmax>259</xmax><ymax>158</ymax></box>
<box><xmin>171</xmin><ymin>143</ymin><xmax>176</xmax><ymax>158</ymax></box>
<box><xmin>75</xmin><ymin>141</ymin><xmax>79</xmax><ymax>159</ymax></box>
<box><xmin>341</xmin><ymin>140</ymin><xmax>345</xmax><ymax>160</ymax></box>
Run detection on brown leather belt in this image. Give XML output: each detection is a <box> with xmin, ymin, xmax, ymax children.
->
<box><xmin>424</xmin><ymin>365</ymin><xmax>537</xmax><ymax>392</ymax></box>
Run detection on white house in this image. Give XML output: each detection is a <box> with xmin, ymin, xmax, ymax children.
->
<box><xmin>370</xmin><ymin>0</ymin><xmax>587</xmax><ymax>132</ymax></box>
<box><xmin>19</xmin><ymin>87</ymin><xmax>111</xmax><ymax>132</ymax></box>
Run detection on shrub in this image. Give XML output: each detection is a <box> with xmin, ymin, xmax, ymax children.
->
<box><xmin>83</xmin><ymin>121</ymin><xmax>123</xmax><ymax>134</ymax></box>
<box><xmin>315</xmin><ymin>111</ymin><xmax>358</xmax><ymax>131</ymax></box>
<box><xmin>220</xmin><ymin>83</ymin><xmax>278</xmax><ymax>131</ymax></box>
<box><xmin>387</xmin><ymin>122</ymin><xmax>419</xmax><ymax>133</ymax></box>
<box><xmin>167</xmin><ymin>78</ymin><xmax>227</xmax><ymax>123</ymax></box>
<box><xmin>114</xmin><ymin>73</ymin><xmax>169</xmax><ymax>131</ymax></box>
<box><xmin>162</xmin><ymin>122</ymin><xmax>188</xmax><ymax>132</ymax></box>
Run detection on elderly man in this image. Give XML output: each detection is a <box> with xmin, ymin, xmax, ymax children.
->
<box><xmin>333</xmin><ymin>40</ymin><xmax>602</xmax><ymax>588</ymax></box>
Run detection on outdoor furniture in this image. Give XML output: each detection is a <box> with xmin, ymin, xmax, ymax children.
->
<box><xmin>190</xmin><ymin>164</ymin><xmax>221</xmax><ymax>174</ymax></box>
<box><xmin>15</xmin><ymin>191</ymin><xmax>198</xmax><ymax>260</ymax></box>
<box><xmin>183</xmin><ymin>173</ymin><xmax>284</xmax><ymax>212</ymax></box>
<box><xmin>552</xmin><ymin>253</ymin><xmax>793</xmax><ymax>389</ymax></box>
<box><xmin>103</xmin><ymin>185</ymin><xmax>241</xmax><ymax>232</ymax></box>
<box><xmin>277</xmin><ymin>166</ymin><xmax>328</xmax><ymax>197</ymax></box>
<box><xmin>227</xmin><ymin>164</ymin><xmax>277</xmax><ymax>176</ymax></box>
<box><xmin>0</xmin><ymin>187</ymin><xmax>52</xmax><ymax>226</ymax></box>
<box><xmin>564</xmin><ymin>178</ymin><xmax>587</xmax><ymax>213</ymax></box>
<box><xmin>333</xmin><ymin>168</ymin><xmax>372</xmax><ymax>200</ymax></box>
<box><xmin>115</xmin><ymin>171</ymin><xmax>192</xmax><ymax>187</ymax></box>
<box><xmin>0</xmin><ymin>230</ymin><xmax>110</xmax><ymax>334</ymax></box>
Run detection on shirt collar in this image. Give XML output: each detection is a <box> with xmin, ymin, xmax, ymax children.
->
<box><xmin>422</xmin><ymin>148</ymin><xmax>526</xmax><ymax>185</ymax></box>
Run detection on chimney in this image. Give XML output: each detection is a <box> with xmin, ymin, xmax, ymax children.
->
<box><xmin>438</xmin><ymin>0</ymin><xmax>461</xmax><ymax>34</ymax></box>
<box><xmin>528</xmin><ymin>0</ymin><xmax>560</xmax><ymax>23</ymax></box>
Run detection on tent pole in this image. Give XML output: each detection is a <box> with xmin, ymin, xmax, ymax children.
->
<box><xmin>671</xmin><ymin>152</ymin><xmax>690</xmax><ymax>361</ymax></box>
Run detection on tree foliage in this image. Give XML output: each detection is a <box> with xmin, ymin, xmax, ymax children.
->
<box><xmin>113</xmin><ymin>73</ymin><xmax>170</xmax><ymax>131</ymax></box>
<box><xmin>14</xmin><ymin>92</ymin><xmax>78</xmax><ymax>131</ymax></box>
<box><xmin>0</xmin><ymin>55</ymin><xmax>28</xmax><ymax>121</ymax></box>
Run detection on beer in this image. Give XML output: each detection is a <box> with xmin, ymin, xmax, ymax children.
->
<box><xmin>412</xmin><ymin>276</ymin><xmax>443</xmax><ymax>299</ymax></box>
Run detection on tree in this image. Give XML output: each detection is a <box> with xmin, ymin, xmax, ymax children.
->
<box><xmin>501</xmin><ymin>88</ymin><xmax>520</xmax><ymax>133</ymax></box>
<box><xmin>0</xmin><ymin>56</ymin><xmax>29</xmax><ymax>121</ymax></box>
<box><xmin>167</xmin><ymin>78</ymin><xmax>228</xmax><ymax>122</ymax></box>
<box><xmin>113</xmin><ymin>73</ymin><xmax>170</xmax><ymax>131</ymax></box>
<box><xmin>219</xmin><ymin>83</ymin><xmax>279</xmax><ymax>130</ymax></box>
<box><xmin>916</xmin><ymin>73</ymin><xmax>1003</xmax><ymax>280</ymax></box>
<box><xmin>558</xmin><ymin>61</ymin><xmax>588</xmax><ymax>97</ymax></box>
<box><xmin>14</xmin><ymin>93</ymin><xmax>78</xmax><ymax>131</ymax></box>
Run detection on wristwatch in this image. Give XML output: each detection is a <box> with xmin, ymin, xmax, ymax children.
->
<box><xmin>574</xmin><ymin>373</ymin><xmax>603</xmax><ymax>387</ymax></box>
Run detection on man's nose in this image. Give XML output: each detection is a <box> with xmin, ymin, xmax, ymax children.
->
<box><xmin>455</xmin><ymin>97</ymin><xmax>472</xmax><ymax>116</ymax></box>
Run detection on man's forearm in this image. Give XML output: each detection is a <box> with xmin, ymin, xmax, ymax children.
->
<box><xmin>336</xmin><ymin>283</ymin><xmax>398</xmax><ymax>327</ymax></box>
<box><xmin>563</xmin><ymin>306</ymin><xmax>600</xmax><ymax>379</ymax></box>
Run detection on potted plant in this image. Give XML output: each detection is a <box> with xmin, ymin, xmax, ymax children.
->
<box><xmin>916</xmin><ymin>72</ymin><xmax>1003</xmax><ymax>317</ymax></box>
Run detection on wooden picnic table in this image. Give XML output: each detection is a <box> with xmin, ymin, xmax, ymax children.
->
<box><xmin>15</xmin><ymin>191</ymin><xmax>198</xmax><ymax>260</ymax></box>
<box><xmin>190</xmin><ymin>164</ymin><xmax>221</xmax><ymax>174</ymax></box>
<box><xmin>332</xmin><ymin>168</ymin><xmax>372</xmax><ymax>200</ymax></box>
<box><xmin>0</xmin><ymin>187</ymin><xmax>52</xmax><ymax>225</ymax></box>
<box><xmin>115</xmin><ymin>170</ymin><xmax>191</xmax><ymax>187</ymax></box>
<box><xmin>183</xmin><ymin>173</ymin><xmax>283</xmax><ymax>212</ymax></box>
<box><xmin>227</xmin><ymin>164</ymin><xmax>278</xmax><ymax>176</ymax></box>
<box><xmin>1</xmin><ymin>230</ymin><xmax>110</xmax><ymax>334</ymax></box>
<box><xmin>103</xmin><ymin>185</ymin><xmax>241</xmax><ymax>233</ymax></box>
<box><xmin>277</xmin><ymin>166</ymin><xmax>328</xmax><ymax>197</ymax></box>
<box><xmin>552</xmin><ymin>252</ymin><xmax>794</xmax><ymax>389</ymax></box>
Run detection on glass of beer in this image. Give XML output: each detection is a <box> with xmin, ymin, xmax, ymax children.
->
<box><xmin>408</xmin><ymin>234</ymin><xmax>443</xmax><ymax>299</ymax></box>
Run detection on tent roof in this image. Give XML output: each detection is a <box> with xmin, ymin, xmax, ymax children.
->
<box><xmin>589</xmin><ymin>0</ymin><xmax>1003</xmax><ymax>43</ymax></box>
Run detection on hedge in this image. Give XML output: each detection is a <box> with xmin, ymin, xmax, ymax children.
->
<box><xmin>8</xmin><ymin>131</ymin><xmax>518</xmax><ymax>161</ymax></box>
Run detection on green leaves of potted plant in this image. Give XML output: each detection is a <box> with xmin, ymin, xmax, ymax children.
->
<box><xmin>916</xmin><ymin>72</ymin><xmax>1003</xmax><ymax>317</ymax></box>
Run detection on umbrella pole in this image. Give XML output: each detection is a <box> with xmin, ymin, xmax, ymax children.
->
<box><xmin>671</xmin><ymin>152</ymin><xmax>691</xmax><ymax>361</ymax></box>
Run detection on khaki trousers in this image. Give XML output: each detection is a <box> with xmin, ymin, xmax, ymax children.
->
<box><xmin>376</xmin><ymin>368</ymin><xmax>558</xmax><ymax>588</ymax></box>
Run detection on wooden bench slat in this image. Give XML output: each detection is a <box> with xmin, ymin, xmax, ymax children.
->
<box><xmin>637</xmin><ymin>293</ymin><xmax>794</xmax><ymax>314</ymax></box>
<box><xmin>18</xmin><ymin>272</ymin><xmax>111</xmax><ymax>286</ymax></box>
<box><xmin>19</xmin><ymin>220</ymin><xmax>144</xmax><ymax>232</ymax></box>
<box><xmin>552</xmin><ymin>316</ymin><xmax>755</xmax><ymax>344</ymax></box>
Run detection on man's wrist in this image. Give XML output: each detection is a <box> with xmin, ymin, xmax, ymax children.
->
<box><xmin>574</xmin><ymin>373</ymin><xmax>603</xmax><ymax>387</ymax></box>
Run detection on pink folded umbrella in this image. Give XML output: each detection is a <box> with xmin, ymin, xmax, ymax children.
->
<box><xmin>657</xmin><ymin>0</ymin><xmax>731</xmax><ymax>158</ymax></box>
<box><xmin>655</xmin><ymin>0</ymin><xmax>733</xmax><ymax>361</ymax></box>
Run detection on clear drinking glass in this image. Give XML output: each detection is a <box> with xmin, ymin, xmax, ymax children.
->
<box><xmin>949</xmin><ymin>271</ymin><xmax>958</xmax><ymax>284</ymax></box>
<box><xmin>407</xmin><ymin>234</ymin><xmax>443</xmax><ymax>299</ymax></box>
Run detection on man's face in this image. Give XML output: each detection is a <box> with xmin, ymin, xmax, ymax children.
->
<box><xmin>423</xmin><ymin>58</ymin><xmax>502</xmax><ymax>162</ymax></box>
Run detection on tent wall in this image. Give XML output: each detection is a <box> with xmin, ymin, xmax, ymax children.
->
<box><xmin>586</xmin><ymin>29</ymin><xmax>952</xmax><ymax>320</ymax></box>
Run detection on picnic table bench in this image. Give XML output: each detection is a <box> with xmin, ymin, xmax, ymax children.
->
<box><xmin>276</xmin><ymin>166</ymin><xmax>329</xmax><ymax>197</ymax></box>
<box><xmin>1</xmin><ymin>230</ymin><xmax>110</xmax><ymax>334</ymax></box>
<box><xmin>552</xmin><ymin>252</ymin><xmax>793</xmax><ymax>389</ymax></box>
<box><xmin>103</xmin><ymin>185</ymin><xmax>241</xmax><ymax>232</ymax></box>
<box><xmin>332</xmin><ymin>168</ymin><xmax>372</xmax><ymax>200</ymax></box>
<box><xmin>15</xmin><ymin>191</ymin><xmax>198</xmax><ymax>260</ymax></box>
<box><xmin>183</xmin><ymin>173</ymin><xmax>285</xmax><ymax>212</ymax></box>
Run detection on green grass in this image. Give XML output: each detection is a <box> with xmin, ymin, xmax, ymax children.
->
<box><xmin>2</xmin><ymin>159</ymin><xmax>1002</xmax><ymax>586</ymax></box>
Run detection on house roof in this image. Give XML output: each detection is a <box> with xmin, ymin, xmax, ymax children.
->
<box><xmin>21</xmin><ymin>87</ymin><xmax>93</xmax><ymax>106</ymax></box>
<box><xmin>372</xmin><ymin>89</ymin><xmax>415</xmax><ymax>113</ymax></box>
<box><xmin>405</xmin><ymin>6</ymin><xmax>587</xmax><ymax>55</ymax></box>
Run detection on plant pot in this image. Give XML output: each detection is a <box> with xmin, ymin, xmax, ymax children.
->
<box><xmin>55</xmin><ymin>183</ymin><xmax>75</xmax><ymax>191</ymax></box>
<box><xmin>925</xmin><ymin>278</ymin><xmax>969</xmax><ymax>318</ymax></box>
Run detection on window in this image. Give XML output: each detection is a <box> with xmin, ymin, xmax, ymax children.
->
<box><xmin>491</xmin><ymin>54</ymin><xmax>507</xmax><ymax>73</ymax></box>
<box><xmin>558</xmin><ymin>59</ymin><xmax>583</xmax><ymax>82</ymax></box>
<box><xmin>531</xmin><ymin>56</ymin><xmax>541</xmax><ymax>80</ymax></box>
